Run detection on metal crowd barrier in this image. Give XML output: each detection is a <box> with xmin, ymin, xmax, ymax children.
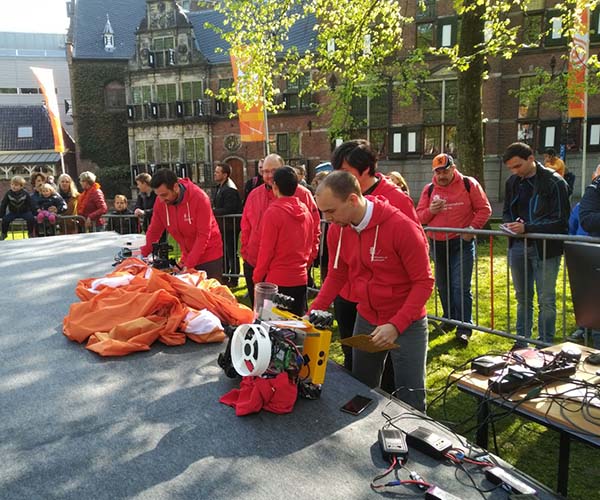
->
<box><xmin>424</xmin><ymin>226</ymin><xmax>600</xmax><ymax>348</ymax></box>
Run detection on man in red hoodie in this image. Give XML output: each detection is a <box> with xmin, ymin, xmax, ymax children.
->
<box><xmin>330</xmin><ymin>139</ymin><xmax>419</xmax><ymax>374</ymax></box>
<box><xmin>140</xmin><ymin>169</ymin><xmax>223</xmax><ymax>279</ymax></box>
<box><xmin>253</xmin><ymin>166</ymin><xmax>316</xmax><ymax>316</ymax></box>
<box><xmin>311</xmin><ymin>171</ymin><xmax>434</xmax><ymax>412</ymax></box>
<box><xmin>241</xmin><ymin>154</ymin><xmax>320</xmax><ymax>306</ymax></box>
<box><xmin>416</xmin><ymin>153</ymin><xmax>491</xmax><ymax>345</ymax></box>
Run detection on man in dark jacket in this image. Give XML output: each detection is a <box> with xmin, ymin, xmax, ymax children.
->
<box><xmin>579</xmin><ymin>164</ymin><xmax>600</xmax><ymax>238</ymax></box>
<box><xmin>502</xmin><ymin>142</ymin><xmax>570</xmax><ymax>348</ymax></box>
<box><xmin>213</xmin><ymin>163</ymin><xmax>242</xmax><ymax>286</ymax></box>
<box><xmin>134</xmin><ymin>173</ymin><xmax>157</xmax><ymax>232</ymax></box>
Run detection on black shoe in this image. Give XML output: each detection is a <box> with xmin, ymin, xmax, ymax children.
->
<box><xmin>456</xmin><ymin>333</ymin><xmax>470</xmax><ymax>346</ymax></box>
<box><xmin>568</xmin><ymin>328</ymin><xmax>585</xmax><ymax>341</ymax></box>
<box><xmin>441</xmin><ymin>322</ymin><xmax>456</xmax><ymax>333</ymax></box>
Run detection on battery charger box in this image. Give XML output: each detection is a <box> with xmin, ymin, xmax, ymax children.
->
<box><xmin>406</xmin><ymin>426</ymin><xmax>452</xmax><ymax>459</ymax></box>
<box><xmin>471</xmin><ymin>355</ymin><xmax>507</xmax><ymax>375</ymax></box>
<box><xmin>378</xmin><ymin>428</ymin><xmax>408</xmax><ymax>461</ymax></box>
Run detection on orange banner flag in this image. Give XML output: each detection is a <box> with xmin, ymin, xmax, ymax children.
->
<box><xmin>30</xmin><ymin>66</ymin><xmax>65</xmax><ymax>153</ymax></box>
<box><xmin>230</xmin><ymin>50</ymin><xmax>266</xmax><ymax>143</ymax></box>
<box><xmin>567</xmin><ymin>7</ymin><xmax>589</xmax><ymax>119</ymax></box>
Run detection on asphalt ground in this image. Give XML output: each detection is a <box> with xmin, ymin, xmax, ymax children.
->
<box><xmin>0</xmin><ymin>232</ymin><xmax>560</xmax><ymax>500</ymax></box>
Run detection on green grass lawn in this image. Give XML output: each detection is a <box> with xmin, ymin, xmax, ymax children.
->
<box><xmin>231</xmin><ymin>243</ymin><xmax>598</xmax><ymax>499</ymax></box>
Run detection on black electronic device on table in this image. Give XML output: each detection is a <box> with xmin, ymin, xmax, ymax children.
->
<box><xmin>340</xmin><ymin>394</ymin><xmax>373</xmax><ymax>416</ymax></box>
<box><xmin>405</xmin><ymin>426</ymin><xmax>452</xmax><ymax>459</ymax></box>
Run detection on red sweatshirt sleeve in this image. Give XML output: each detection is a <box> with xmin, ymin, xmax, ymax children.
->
<box><xmin>253</xmin><ymin>215</ymin><xmax>279</xmax><ymax>284</ymax></box>
<box><xmin>388</xmin><ymin>222</ymin><xmax>434</xmax><ymax>334</ymax></box>
<box><xmin>416</xmin><ymin>183</ymin><xmax>435</xmax><ymax>225</ymax></box>
<box><xmin>468</xmin><ymin>179</ymin><xmax>492</xmax><ymax>229</ymax></box>
<box><xmin>240</xmin><ymin>193</ymin><xmax>255</xmax><ymax>262</ymax></box>
<box><xmin>140</xmin><ymin>201</ymin><xmax>166</xmax><ymax>257</ymax></box>
<box><xmin>183</xmin><ymin>192</ymin><xmax>214</xmax><ymax>268</ymax></box>
<box><xmin>309</xmin><ymin>226</ymin><xmax>346</xmax><ymax>311</ymax></box>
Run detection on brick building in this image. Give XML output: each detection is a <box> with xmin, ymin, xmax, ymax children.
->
<box><xmin>68</xmin><ymin>0</ymin><xmax>600</xmax><ymax>203</ymax></box>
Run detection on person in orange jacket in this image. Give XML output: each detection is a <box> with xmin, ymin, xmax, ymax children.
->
<box><xmin>241</xmin><ymin>154</ymin><xmax>320</xmax><ymax>306</ymax></box>
<box><xmin>416</xmin><ymin>153</ymin><xmax>492</xmax><ymax>345</ymax></box>
<box><xmin>310</xmin><ymin>171</ymin><xmax>434</xmax><ymax>412</ymax></box>
<box><xmin>140</xmin><ymin>168</ymin><xmax>223</xmax><ymax>279</ymax></box>
<box><xmin>253</xmin><ymin>166</ymin><xmax>315</xmax><ymax>316</ymax></box>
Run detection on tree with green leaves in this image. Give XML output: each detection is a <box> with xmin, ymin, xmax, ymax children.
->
<box><xmin>207</xmin><ymin>0</ymin><xmax>600</xmax><ymax>183</ymax></box>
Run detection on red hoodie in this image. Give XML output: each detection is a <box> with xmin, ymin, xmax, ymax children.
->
<box><xmin>253</xmin><ymin>197</ymin><xmax>315</xmax><ymax>286</ymax></box>
<box><xmin>337</xmin><ymin>174</ymin><xmax>420</xmax><ymax>303</ymax></box>
<box><xmin>311</xmin><ymin>196</ymin><xmax>434</xmax><ymax>335</ymax></box>
<box><xmin>416</xmin><ymin>170</ymin><xmax>492</xmax><ymax>241</ymax></box>
<box><xmin>140</xmin><ymin>179</ymin><xmax>223</xmax><ymax>268</ymax></box>
<box><xmin>371</xmin><ymin>173</ymin><xmax>418</xmax><ymax>223</ymax></box>
<box><xmin>241</xmin><ymin>183</ymin><xmax>320</xmax><ymax>267</ymax></box>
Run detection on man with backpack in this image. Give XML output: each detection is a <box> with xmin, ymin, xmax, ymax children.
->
<box><xmin>416</xmin><ymin>153</ymin><xmax>492</xmax><ymax>345</ymax></box>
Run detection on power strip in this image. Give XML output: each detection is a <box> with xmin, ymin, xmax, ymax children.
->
<box><xmin>405</xmin><ymin>426</ymin><xmax>452</xmax><ymax>459</ymax></box>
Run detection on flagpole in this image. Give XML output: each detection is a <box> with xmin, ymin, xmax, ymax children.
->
<box><xmin>59</xmin><ymin>151</ymin><xmax>65</xmax><ymax>175</ymax></box>
<box><xmin>582</xmin><ymin>86</ymin><xmax>588</xmax><ymax>197</ymax></box>
<box><xmin>263</xmin><ymin>99</ymin><xmax>270</xmax><ymax>155</ymax></box>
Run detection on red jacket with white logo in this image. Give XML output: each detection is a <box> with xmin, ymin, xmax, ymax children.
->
<box><xmin>241</xmin><ymin>183</ymin><xmax>320</xmax><ymax>267</ymax></box>
<box><xmin>311</xmin><ymin>196</ymin><xmax>434</xmax><ymax>334</ymax></box>
<box><xmin>253</xmin><ymin>197</ymin><xmax>315</xmax><ymax>287</ymax></box>
<box><xmin>337</xmin><ymin>174</ymin><xmax>419</xmax><ymax>303</ymax></box>
<box><xmin>141</xmin><ymin>179</ymin><xmax>223</xmax><ymax>268</ymax></box>
<box><xmin>416</xmin><ymin>170</ymin><xmax>492</xmax><ymax>241</ymax></box>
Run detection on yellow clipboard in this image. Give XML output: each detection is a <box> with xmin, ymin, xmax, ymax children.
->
<box><xmin>340</xmin><ymin>334</ymin><xmax>400</xmax><ymax>353</ymax></box>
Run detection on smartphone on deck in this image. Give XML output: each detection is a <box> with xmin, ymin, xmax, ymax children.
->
<box><xmin>340</xmin><ymin>395</ymin><xmax>374</xmax><ymax>416</ymax></box>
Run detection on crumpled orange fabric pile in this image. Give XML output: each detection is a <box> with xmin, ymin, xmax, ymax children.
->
<box><xmin>63</xmin><ymin>257</ymin><xmax>254</xmax><ymax>356</ymax></box>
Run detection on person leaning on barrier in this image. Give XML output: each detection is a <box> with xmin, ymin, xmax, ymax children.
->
<box><xmin>416</xmin><ymin>153</ymin><xmax>492</xmax><ymax>345</ymax></box>
<box><xmin>134</xmin><ymin>173</ymin><xmax>157</xmax><ymax>232</ymax></box>
<box><xmin>253</xmin><ymin>166</ymin><xmax>316</xmax><ymax>316</ymax></box>
<box><xmin>309</xmin><ymin>171</ymin><xmax>434</xmax><ymax>412</ymax></box>
<box><xmin>502</xmin><ymin>142</ymin><xmax>570</xmax><ymax>349</ymax></box>
<box><xmin>140</xmin><ymin>168</ymin><xmax>223</xmax><ymax>279</ymax></box>
<box><xmin>241</xmin><ymin>154</ymin><xmax>320</xmax><ymax>306</ymax></box>
<box><xmin>212</xmin><ymin>162</ymin><xmax>242</xmax><ymax>287</ymax></box>
<box><xmin>77</xmin><ymin>171</ymin><xmax>108</xmax><ymax>232</ymax></box>
<box><xmin>0</xmin><ymin>175</ymin><xmax>35</xmax><ymax>240</ymax></box>
<box><xmin>57</xmin><ymin>174</ymin><xmax>80</xmax><ymax>234</ymax></box>
<box><xmin>330</xmin><ymin>139</ymin><xmax>419</xmax><ymax>373</ymax></box>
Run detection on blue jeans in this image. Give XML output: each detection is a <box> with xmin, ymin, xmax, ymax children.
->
<box><xmin>509</xmin><ymin>241</ymin><xmax>561</xmax><ymax>345</ymax></box>
<box><xmin>431</xmin><ymin>238</ymin><xmax>474</xmax><ymax>334</ymax></box>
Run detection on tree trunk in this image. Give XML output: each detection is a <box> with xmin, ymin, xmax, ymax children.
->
<box><xmin>456</xmin><ymin>4</ymin><xmax>485</xmax><ymax>187</ymax></box>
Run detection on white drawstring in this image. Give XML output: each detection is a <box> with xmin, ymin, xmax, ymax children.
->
<box><xmin>333</xmin><ymin>228</ymin><xmax>343</xmax><ymax>269</ymax></box>
<box><xmin>370</xmin><ymin>225</ymin><xmax>379</xmax><ymax>262</ymax></box>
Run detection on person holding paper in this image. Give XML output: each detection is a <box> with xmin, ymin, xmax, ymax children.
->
<box><xmin>309</xmin><ymin>171</ymin><xmax>434</xmax><ymax>412</ymax></box>
<box><xmin>502</xmin><ymin>142</ymin><xmax>570</xmax><ymax>349</ymax></box>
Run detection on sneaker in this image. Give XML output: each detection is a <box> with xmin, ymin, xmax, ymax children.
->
<box><xmin>456</xmin><ymin>333</ymin><xmax>470</xmax><ymax>346</ymax></box>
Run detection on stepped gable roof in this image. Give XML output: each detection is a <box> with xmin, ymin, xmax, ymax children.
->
<box><xmin>0</xmin><ymin>105</ymin><xmax>55</xmax><ymax>151</ymax></box>
<box><xmin>72</xmin><ymin>0</ymin><xmax>317</xmax><ymax>63</ymax></box>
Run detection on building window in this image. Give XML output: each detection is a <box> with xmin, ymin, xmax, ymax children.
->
<box><xmin>284</xmin><ymin>74</ymin><xmax>312</xmax><ymax>111</ymax></box>
<box><xmin>105</xmin><ymin>81</ymin><xmax>126</xmax><ymax>111</ymax></box>
<box><xmin>20</xmin><ymin>88</ymin><xmax>40</xmax><ymax>94</ymax></box>
<box><xmin>417</xmin><ymin>17</ymin><xmax>457</xmax><ymax>49</ymax></box>
<box><xmin>216</xmin><ymin>78</ymin><xmax>236</xmax><ymax>115</ymax></box>
<box><xmin>156</xmin><ymin>83</ymin><xmax>177</xmax><ymax>118</ymax></box>
<box><xmin>523</xmin><ymin>12</ymin><xmax>543</xmax><ymax>47</ymax></box>
<box><xmin>415</xmin><ymin>0</ymin><xmax>436</xmax><ymax>19</ymax></box>
<box><xmin>269</xmin><ymin>132</ymin><xmax>300</xmax><ymax>159</ymax></box>
<box><xmin>416</xmin><ymin>23</ymin><xmax>435</xmax><ymax>49</ymax></box>
<box><xmin>160</xmin><ymin>139</ymin><xmax>180</xmax><ymax>163</ymax></box>
<box><xmin>18</xmin><ymin>126</ymin><xmax>33</xmax><ymax>138</ymax></box>
<box><xmin>184</xmin><ymin>137</ymin><xmax>206</xmax><ymax>163</ymax></box>
<box><xmin>591</xmin><ymin>8</ymin><xmax>600</xmax><ymax>43</ymax></box>
<box><xmin>517</xmin><ymin>122</ymin><xmax>536</xmax><ymax>147</ymax></box>
<box><xmin>390</xmin><ymin>128</ymin><xmax>419</xmax><ymax>157</ymax></box>
<box><xmin>422</xmin><ymin>79</ymin><xmax>457</xmax><ymax>156</ymax></box>
<box><xmin>153</xmin><ymin>36</ymin><xmax>175</xmax><ymax>67</ymax></box>
<box><xmin>517</xmin><ymin>75</ymin><xmax>539</xmax><ymax>119</ymax></box>
<box><xmin>181</xmin><ymin>81</ymin><xmax>204</xmax><ymax>116</ymax></box>
<box><xmin>350</xmin><ymin>88</ymin><xmax>389</xmax><ymax>151</ymax></box>
<box><xmin>131</xmin><ymin>85</ymin><xmax>152</xmax><ymax>119</ymax></box>
<box><xmin>0</xmin><ymin>88</ymin><xmax>17</xmax><ymax>94</ymax></box>
<box><xmin>135</xmin><ymin>140</ymin><xmax>155</xmax><ymax>164</ymax></box>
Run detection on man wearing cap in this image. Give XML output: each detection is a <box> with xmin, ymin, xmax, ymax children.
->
<box><xmin>416</xmin><ymin>153</ymin><xmax>491</xmax><ymax>345</ymax></box>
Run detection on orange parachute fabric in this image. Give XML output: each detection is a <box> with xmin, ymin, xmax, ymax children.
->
<box><xmin>63</xmin><ymin>258</ymin><xmax>253</xmax><ymax>356</ymax></box>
